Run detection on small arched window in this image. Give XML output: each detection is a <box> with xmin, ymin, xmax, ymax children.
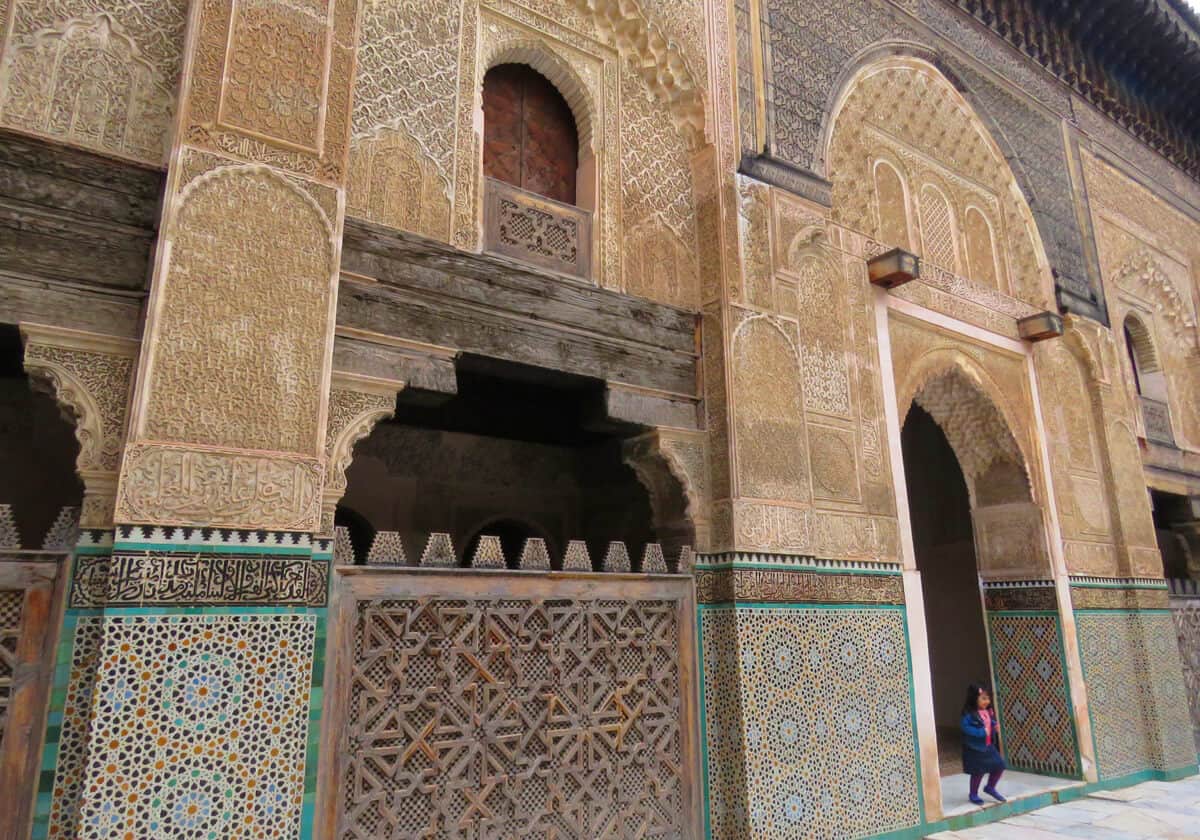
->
<box><xmin>1123</xmin><ymin>313</ymin><xmax>1166</xmax><ymax>399</ymax></box>
<box><xmin>919</xmin><ymin>183</ymin><xmax>957</xmax><ymax>271</ymax></box>
<box><xmin>483</xmin><ymin>64</ymin><xmax>579</xmax><ymax>205</ymax></box>
<box><xmin>1123</xmin><ymin>313</ymin><xmax>1174</xmax><ymax>444</ymax></box>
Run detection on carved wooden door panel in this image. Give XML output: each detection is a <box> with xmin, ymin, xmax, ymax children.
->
<box><xmin>483</xmin><ymin>64</ymin><xmax>578</xmax><ymax>205</ymax></box>
<box><xmin>0</xmin><ymin>554</ymin><xmax>65</xmax><ymax>840</ymax></box>
<box><xmin>316</xmin><ymin>567</ymin><xmax>701</xmax><ymax>839</ymax></box>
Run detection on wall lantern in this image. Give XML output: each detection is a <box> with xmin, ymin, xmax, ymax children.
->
<box><xmin>1017</xmin><ymin>311</ymin><xmax>1064</xmax><ymax>342</ymax></box>
<box><xmin>867</xmin><ymin>248</ymin><xmax>920</xmax><ymax>289</ymax></box>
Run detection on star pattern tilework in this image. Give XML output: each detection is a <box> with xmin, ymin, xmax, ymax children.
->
<box><xmin>55</xmin><ymin>614</ymin><xmax>316</xmax><ymax>840</ymax></box>
<box><xmin>700</xmin><ymin>606</ymin><xmax>921</xmax><ymax>839</ymax></box>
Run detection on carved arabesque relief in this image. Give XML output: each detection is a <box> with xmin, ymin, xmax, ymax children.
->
<box><xmin>346</xmin><ymin>124</ymin><xmax>452</xmax><ymax>241</ymax></box>
<box><xmin>0</xmin><ymin>2</ymin><xmax>187</xmax><ymax>164</ymax></box>
<box><xmin>142</xmin><ymin>164</ymin><xmax>335</xmax><ymax>456</ymax></box>
<box><xmin>1080</xmin><ymin>149</ymin><xmax>1200</xmax><ymax>454</ymax></box>
<box><xmin>730</xmin><ymin>312</ymin><xmax>808</xmax><ymax>503</ymax></box>
<box><xmin>827</xmin><ymin>58</ymin><xmax>1055</xmax><ymax>314</ymax></box>
<box><xmin>184</xmin><ymin>0</ymin><xmax>357</xmax><ymax>181</ymax></box>
<box><xmin>347</xmin><ymin>0</ymin><xmax>709</xmax><ymax>309</ymax></box>
<box><xmin>890</xmin><ymin>315</ymin><xmax>1051</xmax><ymax>577</ymax></box>
<box><xmin>21</xmin><ymin>324</ymin><xmax>138</xmax><ymax>528</ymax></box>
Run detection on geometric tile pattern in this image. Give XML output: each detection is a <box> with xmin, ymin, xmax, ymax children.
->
<box><xmin>47</xmin><ymin>614</ymin><xmax>316</xmax><ymax>840</ymax></box>
<box><xmin>986</xmin><ymin>612</ymin><xmax>1079</xmax><ymax>777</ymax></box>
<box><xmin>341</xmin><ymin>597</ymin><xmax>686</xmax><ymax>838</ymax></box>
<box><xmin>45</xmin><ymin>616</ymin><xmax>105</xmax><ymax>839</ymax></box>
<box><xmin>700</xmin><ymin>605</ymin><xmax>920</xmax><ymax>839</ymax></box>
<box><xmin>1076</xmin><ymin>611</ymin><xmax>1155</xmax><ymax>779</ymax></box>
<box><xmin>1143</xmin><ymin>610</ymin><xmax>1199</xmax><ymax>770</ymax></box>
<box><xmin>1077</xmin><ymin>610</ymin><xmax>1198</xmax><ymax>780</ymax></box>
<box><xmin>1171</xmin><ymin>598</ymin><xmax>1200</xmax><ymax>754</ymax></box>
<box><xmin>0</xmin><ymin>590</ymin><xmax>23</xmax><ymax>744</ymax></box>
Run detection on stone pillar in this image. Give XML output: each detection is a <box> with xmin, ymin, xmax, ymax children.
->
<box><xmin>33</xmin><ymin>3</ymin><xmax>374</xmax><ymax>838</ymax></box>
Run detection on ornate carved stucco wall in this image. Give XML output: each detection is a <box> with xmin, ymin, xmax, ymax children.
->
<box><xmin>347</xmin><ymin>0</ymin><xmax>710</xmax><ymax>309</ymax></box>
<box><xmin>1079</xmin><ymin>149</ymin><xmax>1200</xmax><ymax>458</ymax></box>
<box><xmin>0</xmin><ymin>1</ymin><xmax>188</xmax><ymax>165</ymax></box>
<box><xmin>733</xmin><ymin>0</ymin><xmax>1099</xmax><ymax>315</ymax></box>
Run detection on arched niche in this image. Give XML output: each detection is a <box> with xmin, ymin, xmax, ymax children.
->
<box><xmin>824</xmin><ymin>55</ymin><xmax>1055</xmax><ymax>308</ymax></box>
<box><xmin>900</xmin><ymin>355</ymin><xmax>1049</xmax><ymax>579</ymax></box>
<box><xmin>872</xmin><ymin>157</ymin><xmax>913</xmax><ymax>251</ymax></box>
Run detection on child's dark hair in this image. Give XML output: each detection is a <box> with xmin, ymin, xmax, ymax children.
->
<box><xmin>961</xmin><ymin>683</ymin><xmax>991</xmax><ymax>715</ymax></box>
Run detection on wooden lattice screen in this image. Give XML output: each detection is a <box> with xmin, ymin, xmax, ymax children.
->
<box><xmin>0</xmin><ymin>553</ymin><xmax>66</xmax><ymax>840</ymax></box>
<box><xmin>317</xmin><ymin>568</ymin><xmax>701</xmax><ymax>839</ymax></box>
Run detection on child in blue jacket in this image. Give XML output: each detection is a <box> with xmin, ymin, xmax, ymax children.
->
<box><xmin>961</xmin><ymin>683</ymin><xmax>1006</xmax><ymax>805</ymax></box>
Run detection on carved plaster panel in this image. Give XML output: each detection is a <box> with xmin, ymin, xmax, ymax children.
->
<box><xmin>0</xmin><ymin>2</ymin><xmax>187</xmax><ymax>164</ymax></box>
<box><xmin>729</xmin><ymin>311</ymin><xmax>809</xmax><ymax>503</ymax></box>
<box><xmin>115</xmin><ymin>442</ymin><xmax>323</xmax><ymax>531</ymax></box>
<box><xmin>732</xmin><ymin>501</ymin><xmax>899</xmax><ymax>563</ymax></box>
<box><xmin>183</xmin><ymin>0</ymin><xmax>358</xmax><ymax>182</ymax></box>
<box><xmin>140</xmin><ymin>163</ymin><xmax>336</xmax><ymax>456</ymax></box>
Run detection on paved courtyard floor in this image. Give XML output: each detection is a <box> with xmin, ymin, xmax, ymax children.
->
<box><xmin>929</xmin><ymin>775</ymin><xmax>1200</xmax><ymax>839</ymax></box>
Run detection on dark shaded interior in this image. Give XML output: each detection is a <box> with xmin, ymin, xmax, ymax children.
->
<box><xmin>0</xmin><ymin>324</ymin><xmax>83</xmax><ymax>548</ymax></box>
<box><xmin>902</xmin><ymin>402</ymin><xmax>992</xmax><ymax>777</ymax></box>
<box><xmin>338</xmin><ymin>357</ymin><xmax>681</xmax><ymax>568</ymax></box>
<box><xmin>1152</xmin><ymin>489</ymin><xmax>1196</xmax><ymax>581</ymax></box>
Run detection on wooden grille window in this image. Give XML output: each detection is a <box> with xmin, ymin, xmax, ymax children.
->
<box><xmin>483</xmin><ymin>63</ymin><xmax>578</xmax><ymax>206</ymax></box>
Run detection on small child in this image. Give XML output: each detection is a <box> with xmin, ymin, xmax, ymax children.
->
<box><xmin>961</xmin><ymin>683</ymin><xmax>1006</xmax><ymax>806</ymax></box>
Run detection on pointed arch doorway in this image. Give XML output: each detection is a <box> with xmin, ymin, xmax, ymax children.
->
<box><xmin>898</xmin><ymin>361</ymin><xmax>1083</xmax><ymax>815</ymax></box>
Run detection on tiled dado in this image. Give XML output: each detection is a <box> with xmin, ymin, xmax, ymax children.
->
<box><xmin>697</xmin><ymin>554</ymin><xmax>921</xmax><ymax>839</ymax></box>
<box><xmin>34</xmin><ymin>529</ymin><xmax>331</xmax><ymax>840</ymax></box>
<box><xmin>1076</xmin><ymin>607</ymin><xmax>1198</xmax><ymax>781</ymax></box>
<box><xmin>981</xmin><ymin>582</ymin><xmax>1080</xmax><ymax>780</ymax></box>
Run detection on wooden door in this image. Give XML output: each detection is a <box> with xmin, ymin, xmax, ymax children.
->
<box><xmin>483</xmin><ymin>64</ymin><xmax>578</xmax><ymax>205</ymax></box>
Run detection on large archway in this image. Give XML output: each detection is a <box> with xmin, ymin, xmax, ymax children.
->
<box><xmin>899</xmin><ymin>360</ymin><xmax>1082</xmax><ymax>813</ymax></box>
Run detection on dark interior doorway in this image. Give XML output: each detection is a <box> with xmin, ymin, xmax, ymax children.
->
<box><xmin>1151</xmin><ymin>489</ymin><xmax>1196</xmax><ymax>582</ymax></box>
<box><xmin>902</xmin><ymin>403</ymin><xmax>993</xmax><ymax>777</ymax></box>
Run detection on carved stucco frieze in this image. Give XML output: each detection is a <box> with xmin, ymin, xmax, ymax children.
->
<box><xmin>21</xmin><ymin>323</ymin><xmax>138</xmax><ymax>528</ymax></box>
